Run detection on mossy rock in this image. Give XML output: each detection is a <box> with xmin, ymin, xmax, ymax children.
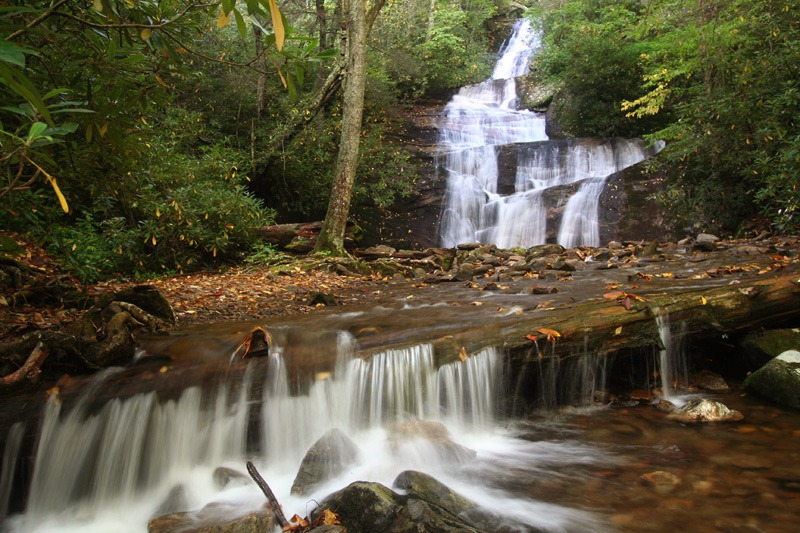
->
<box><xmin>744</xmin><ymin>350</ymin><xmax>800</xmax><ymax>409</ymax></box>
<box><xmin>739</xmin><ymin>329</ymin><xmax>800</xmax><ymax>370</ymax></box>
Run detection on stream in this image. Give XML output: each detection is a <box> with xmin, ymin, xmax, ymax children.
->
<box><xmin>2</xmin><ymin>17</ymin><xmax>800</xmax><ymax>533</ymax></box>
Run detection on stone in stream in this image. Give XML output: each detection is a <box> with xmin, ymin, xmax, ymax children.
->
<box><xmin>743</xmin><ymin>350</ymin><xmax>800</xmax><ymax>409</ymax></box>
<box><xmin>739</xmin><ymin>329</ymin><xmax>800</xmax><ymax>370</ymax></box>
<box><xmin>386</xmin><ymin>420</ymin><xmax>477</xmax><ymax>464</ymax></box>
<box><xmin>692</xmin><ymin>369</ymin><xmax>731</xmax><ymax>393</ymax></box>
<box><xmin>668</xmin><ymin>398</ymin><xmax>744</xmax><ymax>423</ymax></box>
<box><xmin>314</xmin><ymin>471</ymin><xmax>489</xmax><ymax>533</ymax></box>
<box><xmin>291</xmin><ymin>428</ymin><xmax>360</xmax><ymax>496</ymax></box>
<box><xmin>212</xmin><ymin>467</ymin><xmax>250</xmax><ymax>489</ymax></box>
<box><xmin>148</xmin><ymin>502</ymin><xmax>274</xmax><ymax>533</ymax></box>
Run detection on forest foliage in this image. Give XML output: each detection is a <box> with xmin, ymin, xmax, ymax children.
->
<box><xmin>533</xmin><ymin>0</ymin><xmax>800</xmax><ymax>233</ymax></box>
<box><xmin>0</xmin><ymin>0</ymin><xmax>504</xmax><ymax>280</ymax></box>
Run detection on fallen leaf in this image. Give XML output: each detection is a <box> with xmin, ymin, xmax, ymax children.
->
<box><xmin>604</xmin><ymin>290</ymin><xmax>625</xmax><ymax>300</ymax></box>
<box><xmin>614</xmin><ymin>326</ymin><xmax>623</xmax><ymax>335</ymax></box>
<box><xmin>459</xmin><ymin>346</ymin><xmax>468</xmax><ymax>362</ymax></box>
<box><xmin>525</xmin><ymin>334</ymin><xmax>538</xmax><ymax>342</ymax></box>
<box><xmin>537</xmin><ymin>328</ymin><xmax>561</xmax><ymax>342</ymax></box>
<box><xmin>701</xmin><ymin>296</ymin><xmax>707</xmax><ymax>305</ymax></box>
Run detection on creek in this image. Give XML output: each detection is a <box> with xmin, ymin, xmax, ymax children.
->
<box><xmin>3</xmin><ymin>17</ymin><xmax>800</xmax><ymax>533</ymax></box>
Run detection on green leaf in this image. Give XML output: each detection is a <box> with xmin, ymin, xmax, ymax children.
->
<box><xmin>0</xmin><ymin>62</ymin><xmax>54</xmax><ymax>127</ymax></box>
<box><xmin>28</xmin><ymin>122</ymin><xmax>47</xmax><ymax>140</ymax></box>
<box><xmin>0</xmin><ymin>41</ymin><xmax>30</xmax><ymax>67</ymax></box>
<box><xmin>222</xmin><ymin>0</ymin><xmax>235</xmax><ymax>14</ymax></box>
<box><xmin>234</xmin><ymin>9</ymin><xmax>247</xmax><ymax>40</ymax></box>
<box><xmin>286</xmin><ymin>70</ymin><xmax>297</xmax><ymax>102</ymax></box>
<box><xmin>313</xmin><ymin>48</ymin><xmax>338</xmax><ymax>60</ymax></box>
<box><xmin>295</xmin><ymin>64</ymin><xmax>305</xmax><ymax>86</ymax></box>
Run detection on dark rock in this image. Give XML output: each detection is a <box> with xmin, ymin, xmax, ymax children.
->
<box><xmin>668</xmin><ymin>399</ymin><xmax>744</xmax><ymax>423</ymax></box>
<box><xmin>553</xmin><ymin>258</ymin><xmax>576</xmax><ymax>272</ymax></box>
<box><xmin>388</xmin><ymin>498</ymin><xmax>483</xmax><ymax>533</ymax></box>
<box><xmin>692</xmin><ymin>370</ymin><xmax>730</xmax><ymax>393</ymax></box>
<box><xmin>739</xmin><ymin>329</ymin><xmax>800</xmax><ymax>370</ymax></box>
<box><xmin>456</xmin><ymin>242</ymin><xmax>482</xmax><ymax>251</ymax></box>
<box><xmin>453</xmin><ymin>263</ymin><xmax>475</xmax><ymax>282</ymax></box>
<box><xmin>693</xmin><ymin>241</ymin><xmax>718</xmax><ymax>252</ymax></box>
<box><xmin>291</xmin><ymin>428</ymin><xmax>360</xmax><ymax>496</ymax></box>
<box><xmin>393</xmin><ymin>471</ymin><xmax>476</xmax><ymax>517</ymax></box>
<box><xmin>525</xmin><ymin>244</ymin><xmax>564</xmax><ymax>259</ymax></box>
<box><xmin>308</xmin><ymin>526</ymin><xmax>347</xmax><ymax>533</ymax></box>
<box><xmin>744</xmin><ymin>350</ymin><xmax>800</xmax><ymax>409</ymax></box>
<box><xmin>696</xmin><ymin>233</ymin><xmax>719</xmax><ymax>243</ymax></box>
<box><xmin>316</xmin><ymin>482</ymin><xmax>403</xmax><ymax>533</ymax></box>
<box><xmin>641</xmin><ymin>241</ymin><xmax>659</xmax><ymax>257</ymax></box>
<box><xmin>306</xmin><ymin>292</ymin><xmax>340</xmax><ymax>307</ymax></box>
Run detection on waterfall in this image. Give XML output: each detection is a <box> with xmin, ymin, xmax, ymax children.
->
<box><xmin>656</xmin><ymin>313</ymin><xmax>690</xmax><ymax>403</ymax></box>
<box><xmin>17</xmin><ymin>339</ymin><xmax>501</xmax><ymax>531</ymax></box>
<box><xmin>437</xmin><ymin>20</ymin><xmax>663</xmax><ymax>249</ymax></box>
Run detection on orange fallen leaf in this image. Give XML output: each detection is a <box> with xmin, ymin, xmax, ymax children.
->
<box><xmin>537</xmin><ymin>328</ymin><xmax>561</xmax><ymax>342</ymax></box>
<box><xmin>604</xmin><ymin>290</ymin><xmax>625</xmax><ymax>300</ymax></box>
<box><xmin>458</xmin><ymin>346</ymin><xmax>468</xmax><ymax>362</ymax></box>
<box><xmin>525</xmin><ymin>334</ymin><xmax>538</xmax><ymax>342</ymax></box>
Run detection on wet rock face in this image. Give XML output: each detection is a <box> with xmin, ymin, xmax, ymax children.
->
<box><xmin>739</xmin><ymin>329</ymin><xmax>800</xmax><ymax>371</ymax></box>
<box><xmin>147</xmin><ymin>504</ymin><xmax>274</xmax><ymax>533</ymax></box>
<box><xmin>744</xmin><ymin>350</ymin><xmax>800</xmax><ymax>409</ymax></box>
<box><xmin>668</xmin><ymin>399</ymin><xmax>744</xmax><ymax>423</ymax></box>
<box><xmin>316</xmin><ymin>472</ymin><xmax>490</xmax><ymax>533</ymax></box>
<box><xmin>291</xmin><ymin>428</ymin><xmax>360</xmax><ymax>496</ymax></box>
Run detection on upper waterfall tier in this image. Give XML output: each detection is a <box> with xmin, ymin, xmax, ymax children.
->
<box><xmin>436</xmin><ymin>19</ymin><xmax>663</xmax><ymax>249</ymax></box>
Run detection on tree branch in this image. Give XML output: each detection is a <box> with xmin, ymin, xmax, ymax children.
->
<box><xmin>7</xmin><ymin>0</ymin><xmax>71</xmax><ymax>41</ymax></box>
<box><xmin>46</xmin><ymin>1</ymin><xmax>212</xmax><ymax>32</ymax></box>
<box><xmin>0</xmin><ymin>342</ymin><xmax>48</xmax><ymax>389</ymax></box>
<box><xmin>246</xmin><ymin>461</ymin><xmax>289</xmax><ymax>529</ymax></box>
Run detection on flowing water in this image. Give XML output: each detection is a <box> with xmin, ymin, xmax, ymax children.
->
<box><xmin>436</xmin><ymin>19</ymin><xmax>663</xmax><ymax>249</ymax></box>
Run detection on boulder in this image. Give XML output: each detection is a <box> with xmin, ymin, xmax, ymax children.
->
<box><xmin>392</xmin><ymin>470</ymin><xmax>476</xmax><ymax>517</ymax></box>
<box><xmin>291</xmin><ymin>428</ymin><xmax>360</xmax><ymax>496</ymax></box>
<box><xmin>316</xmin><ymin>482</ymin><xmax>404</xmax><ymax>533</ymax></box>
<box><xmin>148</xmin><ymin>503</ymin><xmax>274</xmax><ymax>533</ymax></box>
<box><xmin>213</xmin><ymin>467</ymin><xmax>250</xmax><ymax>490</ymax></box>
<box><xmin>739</xmin><ymin>329</ymin><xmax>800</xmax><ymax>370</ymax></box>
<box><xmin>668</xmin><ymin>399</ymin><xmax>744</xmax><ymax>423</ymax></box>
<box><xmin>386</xmin><ymin>420</ymin><xmax>476</xmax><ymax>464</ymax></box>
<box><xmin>744</xmin><ymin>350</ymin><xmax>800</xmax><ymax>409</ymax></box>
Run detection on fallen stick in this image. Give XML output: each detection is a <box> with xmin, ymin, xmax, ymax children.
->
<box><xmin>0</xmin><ymin>341</ymin><xmax>48</xmax><ymax>388</ymax></box>
<box><xmin>246</xmin><ymin>460</ymin><xmax>290</xmax><ymax>529</ymax></box>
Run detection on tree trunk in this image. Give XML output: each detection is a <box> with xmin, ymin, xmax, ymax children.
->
<box><xmin>314</xmin><ymin>0</ymin><xmax>387</xmax><ymax>255</ymax></box>
<box><xmin>253</xmin><ymin>22</ymin><xmax>267</xmax><ymax>118</ymax></box>
<box><xmin>314</xmin><ymin>0</ymin><xmax>369</xmax><ymax>255</ymax></box>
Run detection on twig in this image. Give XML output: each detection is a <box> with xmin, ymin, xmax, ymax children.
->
<box><xmin>246</xmin><ymin>460</ymin><xmax>290</xmax><ymax>529</ymax></box>
<box><xmin>0</xmin><ymin>342</ymin><xmax>48</xmax><ymax>388</ymax></box>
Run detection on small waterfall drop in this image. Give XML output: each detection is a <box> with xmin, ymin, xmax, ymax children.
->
<box><xmin>656</xmin><ymin>313</ymin><xmax>690</xmax><ymax>403</ymax></box>
<box><xmin>437</xmin><ymin>20</ymin><xmax>664</xmax><ymax>248</ymax></box>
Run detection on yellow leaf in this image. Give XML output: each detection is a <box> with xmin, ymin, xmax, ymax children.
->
<box><xmin>268</xmin><ymin>0</ymin><xmax>285</xmax><ymax>51</ymax></box>
<box><xmin>218</xmin><ymin>10</ymin><xmax>230</xmax><ymax>29</ymax></box>
<box><xmin>123</xmin><ymin>0</ymin><xmax>134</xmax><ymax>7</ymax></box>
<box><xmin>97</xmin><ymin>121</ymin><xmax>108</xmax><ymax>136</ymax></box>
<box><xmin>213</xmin><ymin>247</ymin><xmax>217</xmax><ymax>257</ymax></box>
<box><xmin>93</xmin><ymin>0</ymin><xmax>103</xmax><ymax>13</ymax></box>
<box><xmin>151</xmin><ymin>235</ymin><xmax>157</xmax><ymax>246</ymax></box>
<box><xmin>615</xmin><ymin>326</ymin><xmax>623</xmax><ymax>335</ymax></box>
<box><xmin>30</xmin><ymin>160</ymin><xmax>68</xmax><ymax>213</ymax></box>
<box><xmin>701</xmin><ymin>296</ymin><xmax>707</xmax><ymax>305</ymax></box>
<box><xmin>155</xmin><ymin>207</ymin><xmax>160</xmax><ymax>217</ymax></box>
<box><xmin>140</xmin><ymin>28</ymin><xmax>152</xmax><ymax>40</ymax></box>
<box><xmin>154</xmin><ymin>74</ymin><xmax>170</xmax><ymax>88</ymax></box>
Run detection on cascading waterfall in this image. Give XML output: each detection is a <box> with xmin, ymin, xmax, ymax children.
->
<box><xmin>14</xmin><ymin>337</ymin><xmax>520</xmax><ymax>532</ymax></box>
<box><xmin>437</xmin><ymin>20</ymin><xmax>664</xmax><ymax>249</ymax></box>
<box><xmin>656</xmin><ymin>313</ymin><xmax>690</xmax><ymax>403</ymax></box>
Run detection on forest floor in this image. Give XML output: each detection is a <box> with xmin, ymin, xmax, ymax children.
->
<box><xmin>0</xmin><ymin>231</ymin><xmax>398</xmax><ymax>343</ymax></box>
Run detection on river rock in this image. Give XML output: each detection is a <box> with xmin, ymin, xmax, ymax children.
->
<box><xmin>525</xmin><ymin>244</ymin><xmax>564</xmax><ymax>259</ymax></box>
<box><xmin>148</xmin><ymin>503</ymin><xmax>274</xmax><ymax>533</ymax></box>
<box><xmin>668</xmin><ymin>398</ymin><xmax>744</xmax><ymax>423</ymax></box>
<box><xmin>291</xmin><ymin>428</ymin><xmax>360</xmax><ymax>496</ymax></box>
<box><xmin>453</xmin><ymin>263</ymin><xmax>475</xmax><ymax>282</ymax></box>
<box><xmin>743</xmin><ymin>350</ymin><xmax>800</xmax><ymax>409</ymax></box>
<box><xmin>692</xmin><ymin>370</ymin><xmax>731</xmax><ymax>392</ymax></box>
<box><xmin>152</xmin><ymin>484</ymin><xmax>188</xmax><ymax>519</ymax></box>
<box><xmin>386</xmin><ymin>420</ymin><xmax>476</xmax><ymax>464</ymax></box>
<box><xmin>640</xmin><ymin>470</ymin><xmax>681</xmax><ymax>487</ymax></box>
<box><xmin>213</xmin><ymin>467</ymin><xmax>250</xmax><ymax>489</ymax></box>
<box><xmin>315</xmin><ymin>482</ymin><xmax>404</xmax><ymax>532</ymax></box>
<box><xmin>739</xmin><ymin>329</ymin><xmax>800</xmax><ymax>370</ymax></box>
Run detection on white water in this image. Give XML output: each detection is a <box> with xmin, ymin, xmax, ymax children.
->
<box><xmin>437</xmin><ymin>19</ymin><xmax>663</xmax><ymax>249</ymax></box>
<box><xmin>656</xmin><ymin>313</ymin><xmax>691</xmax><ymax>405</ymax></box>
<box><xmin>10</xmin><ymin>337</ymin><xmax>613</xmax><ymax>533</ymax></box>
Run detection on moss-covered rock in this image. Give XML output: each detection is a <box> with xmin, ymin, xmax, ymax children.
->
<box><xmin>744</xmin><ymin>350</ymin><xmax>800</xmax><ymax>409</ymax></box>
<box><xmin>739</xmin><ymin>329</ymin><xmax>800</xmax><ymax>370</ymax></box>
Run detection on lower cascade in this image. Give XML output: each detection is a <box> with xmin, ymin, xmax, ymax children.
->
<box><xmin>9</xmin><ymin>339</ymin><xmax>608</xmax><ymax>532</ymax></box>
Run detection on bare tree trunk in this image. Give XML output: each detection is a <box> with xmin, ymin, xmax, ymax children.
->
<box><xmin>425</xmin><ymin>0</ymin><xmax>436</xmax><ymax>42</ymax></box>
<box><xmin>314</xmin><ymin>0</ymin><xmax>368</xmax><ymax>255</ymax></box>
<box><xmin>254</xmin><ymin>23</ymin><xmax>268</xmax><ymax>118</ymax></box>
